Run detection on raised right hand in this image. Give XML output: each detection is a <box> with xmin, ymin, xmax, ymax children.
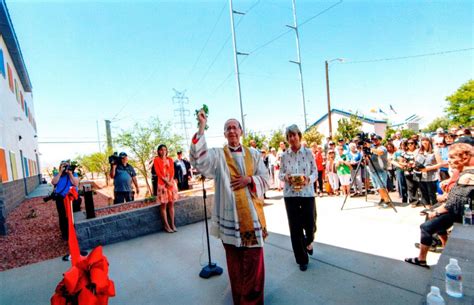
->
<box><xmin>198</xmin><ymin>109</ymin><xmax>207</xmax><ymax>134</ymax></box>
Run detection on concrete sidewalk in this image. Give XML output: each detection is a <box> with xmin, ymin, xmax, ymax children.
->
<box><xmin>0</xmin><ymin>223</ymin><xmax>430</xmax><ymax>305</ymax></box>
<box><xmin>26</xmin><ymin>183</ymin><xmax>53</xmax><ymax>199</ymax></box>
<box><xmin>1</xmin><ymin>191</ymin><xmax>433</xmax><ymax>304</ymax></box>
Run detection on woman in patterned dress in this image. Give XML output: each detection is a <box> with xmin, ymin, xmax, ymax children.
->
<box><xmin>154</xmin><ymin>144</ymin><xmax>179</xmax><ymax>233</ymax></box>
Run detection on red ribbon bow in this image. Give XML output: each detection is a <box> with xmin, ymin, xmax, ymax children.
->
<box><xmin>51</xmin><ymin>187</ymin><xmax>115</xmax><ymax>305</ymax></box>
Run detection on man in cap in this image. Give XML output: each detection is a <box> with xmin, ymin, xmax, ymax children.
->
<box><xmin>190</xmin><ymin>109</ymin><xmax>269</xmax><ymax>305</ymax></box>
<box><xmin>110</xmin><ymin>152</ymin><xmax>139</xmax><ymax>204</ymax></box>
<box><xmin>432</xmin><ymin>127</ymin><xmax>445</xmax><ymax>144</ymax></box>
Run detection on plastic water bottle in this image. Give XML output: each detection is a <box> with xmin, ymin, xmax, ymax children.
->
<box><xmin>427</xmin><ymin>286</ymin><xmax>445</xmax><ymax>305</ymax></box>
<box><xmin>445</xmin><ymin>258</ymin><xmax>463</xmax><ymax>298</ymax></box>
<box><xmin>463</xmin><ymin>204</ymin><xmax>472</xmax><ymax>226</ymax></box>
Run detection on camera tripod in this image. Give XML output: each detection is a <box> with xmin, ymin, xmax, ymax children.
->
<box><xmin>341</xmin><ymin>154</ymin><xmax>397</xmax><ymax>213</ymax></box>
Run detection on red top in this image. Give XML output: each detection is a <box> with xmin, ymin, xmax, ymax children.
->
<box><xmin>153</xmin><ymin>156</ymin><xmax>175</xmax><ymax>187</ymax></box>
<box><xmin>314</xmin><ymin>152</ymin><xmax>324</xmax><ymax>171</ymax></box>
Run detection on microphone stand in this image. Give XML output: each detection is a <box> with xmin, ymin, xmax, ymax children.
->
<box><xmin>199</xmin><ymin>176</ymin><xmax>223</xmax><ymax>279</ymax></box>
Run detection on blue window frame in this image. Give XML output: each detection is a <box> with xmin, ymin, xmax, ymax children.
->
<box><xmin>0</xmin><ymin>48</ymin><xmax>5</xmax><ymax>78</ymax></box>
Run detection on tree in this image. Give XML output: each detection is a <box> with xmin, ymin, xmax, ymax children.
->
<box><xmin>77</xmin><ymin>152</ymin><xmax>111</xmax><ymax>185</ymax></box>
<box><xmin>445</xmin><ymin>79</ymin><xmax>474</xmax><ymax>127</ymax></box>
<box><xmin>115</xmin><ymin>117</ymin><xmax>183</xmax><ymax>195</ymax></box>
<box><xmin>384</xmin><ymin>126</ymin><xmax>417</xmax><ymax>142</ymax></box>
<box><xmin>243</xmin><ymin>130</ymin><xmax>267</xmax><ymax>149</ymax></box>
<box><xmin>302</xmin><ymin>126</ymin><xmax>324</xmax><ymax>145</ymax></box>
<box><xmin>268</xmin><ymin>128</ymin><xmax>286</xmax><ymax>150</ymax></box>
<box><xmin>333</xmin><ymin>114</ymin><xmax>363</xmax><ymax>141</ymax></box>
<box><xmin>423</xmin><ymin>116</ymin><xmax>451</xmax><ymax>133</ymax></box>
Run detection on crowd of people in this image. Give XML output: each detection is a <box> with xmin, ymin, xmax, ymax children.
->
<box><xmin>260</xmin><ymin>126</ymin><xmax>473</xmax><ymax>210</ymax></box>
<box><xmin>47</xmin><ymin>116</ymin><xmax>472</xmax><ymax>304</ymax></box>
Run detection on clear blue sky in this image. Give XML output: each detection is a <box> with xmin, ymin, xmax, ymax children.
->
<box><xmin>6</xmin><ymin>0</ymin><xmax>473</xmax><ymax>167</ymax></box>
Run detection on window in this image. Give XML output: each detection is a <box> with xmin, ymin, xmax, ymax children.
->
<box><xmin>15</xmin><ymin>79</ymin><xmax>20</xmax><ymax>104</ymax></box>
<box><xmin>0</xmin><ymin>49</ymin><xmax>5</xmax><ymax>78</ymax></box>
<box><xmin>24</xmin><ymin>157</ymin><xmax>29</xmax><ymax>177</ymax></box>
<box><xmin>7</xmin><ymin>63</ymin><xmax>13</xmax><ymax>92</ymax></box>
<box><xmin>0</xmin><ymin>148</ymin><xmax>8</xmax><ymax>182</ymax></box>
<box><xmin>9</xmin><ymin>151</ymin><xmax>18</xmax><ymax>180</ymax></box>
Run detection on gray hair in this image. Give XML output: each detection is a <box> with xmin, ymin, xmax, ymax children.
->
<box><xmin>349</xmin><ymin>142</ymin><xmax>357</xmax><ymax>150</ymax></box>
<box><xmin>224</xmin><ymin>118</ymin><xmax>242</xmax><ymax>131</ymax></box>
<box><xmin>285</xmin><ymin>124</ymin><xmax>302</xmax><ymax>141</ymax></box>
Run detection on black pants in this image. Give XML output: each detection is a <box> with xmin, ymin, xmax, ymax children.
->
<box><xmin>114</xmin><ymin>191</ymin><xmax>133</xmax><ymax>204</ymax></box>
<box><xmin>284</xmin><ymin>197</ymin><xmax>317</xmax><ymax>265</ymax></box>
<box><xmin>177</xmin><ymin>176</ymin><xmax>189</xmax><ymax>191</ymax></box>
<box><xmin>395</xmin><ymin>169</ymin><xmax>408</xmax><ymax>202</ymax></box>
<box><xmin>316</xmin><ymin>170</ymin><xmax>324</xmax><ymax>193</ymax></box>
<box><xmin>152</xmin><ymin>177</ymin><xmax>158</xmax><ymax>196</ymax></box>
<box><xmin>55</xmin><ymin>197</ymin><xmax>68</xmax><ymax>240</ymax></box>
<box><xmin>419</xmin><ymin>181</ymin><xmax>438</xmax><ymax>206</ymax></box>
<box><xmin>405</xmin><ymin>174</ymin><xmax>419</xmax><ymax>203</ymax></box>
<box><xmin>420</xmin><ymin>213</ymin><xmax>455</xmax><ymax>246</ymax></box>
<box><xmin>387</xmin><ymin>169</ymin><xmax>396</xmax><ymax>192</ymax></box>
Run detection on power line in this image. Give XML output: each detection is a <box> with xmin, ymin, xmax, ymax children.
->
<box><xmin>344</xmin><ymin>47</ymin><xmax>474</xmax><ymax>64</ymax></box>
<box><xmin>247</xmin><ymin>0</ymin><xmax>343</xmax><ymax>55</ymax></box>
<box><xmin>185</xmin><ymin>1</ymin><xmax>228</xmax><ymax>85</ymax></box>
<box><xmin>210</xmin><ymin>1</ymin><xmax>343</xmax><ymax>96</ymax></box>
<box><xmin>38</xmin><ymin>141</ymin><xmax>101</xmax><ymax>144</ymax></box>
<box><xmin>194</xmin><ymin>0</ymin><xmax>261</xmax><ymax>87</ymax></box>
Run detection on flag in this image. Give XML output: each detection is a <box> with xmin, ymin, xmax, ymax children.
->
<box><xmin>389</xmin><ymin>104</ymin><xmax>397</xmax><ymax>114</ymax></box>
<box><xmin>378</xmin><ymin>108</ymin><xmax>387</xmax><ymax>115</ymax></box>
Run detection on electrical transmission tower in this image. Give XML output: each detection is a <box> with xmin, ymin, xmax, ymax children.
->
<box><xmin>172</xmin><ymin>89</ymin><xmax>191</xmax><ymax>152</ymax></box>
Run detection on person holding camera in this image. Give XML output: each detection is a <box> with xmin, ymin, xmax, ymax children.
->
<box><xmin>109</xmin><ymin>152</ymin><xmax>139</xmax><ymax>204</ymax></box>
<box><xmin>51</xmin><ymin>160</ymin><xmax>79</xmax><ymax>240</ymax></box>
<box><xmin>366</xmin><ymin>135</ymin><xmax>390</xmax><ymax>207</ymax></box>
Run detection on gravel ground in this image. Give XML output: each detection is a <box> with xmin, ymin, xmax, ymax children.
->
<box><xmin>1</xmin><ymin>192</ymin><xmax>112</xmax><ymax>271</ymax></box>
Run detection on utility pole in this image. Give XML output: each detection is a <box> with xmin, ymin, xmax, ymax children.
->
<box><xmin>105</xmin><ymin>119</ymin><xmax>112</xmax><ymax>152</ymax></box>
<box><xmin>229</xmin><ymin>0</ymin><xmax>248</xmax><ymax>137</ymax></box>
<box><xmin>172</xmin><ymin>89</ymin><xmax>191</xmax><ymax>151</ymax></box>
<box><xmin>288</xmin><ymin>0</ymin><xmax>308</xmax><ymax>129</ymax></box>
<box><xmin>96</xmin><ymin>120</ymin><xmax>102</xmax><ymax>153</ymax></box>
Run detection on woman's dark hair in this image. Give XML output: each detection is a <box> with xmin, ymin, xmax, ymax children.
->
<box><xmin>419</xmin><ymin>137</ymin><xmax>433</xmax><ymax>154</ymax></box>
<box><xmin>157</xmin><ymin>144</ymin><xmax>168</xmax><ymax>156</ymax></box>
<box><xmin>400</xmin><ymin>140</ymin><xmax>408</xmax><ymax>151</ymax></box>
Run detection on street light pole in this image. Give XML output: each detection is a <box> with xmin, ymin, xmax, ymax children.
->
<box><xmin>325</xmin><ymin>58</ymin><xmax>344</xmax><ymax>138</ymax></box>
<box><xmin>325</xmin><ymin>60</ymin><xmax>332</xmax><ymax>137</ymax></box>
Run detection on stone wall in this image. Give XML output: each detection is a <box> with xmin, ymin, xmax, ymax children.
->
<box><xmin>0</xmin><ymin>175</ymin><xmax>40</xmax><ymax>235</ymax></box>
<box><xmin>0</xmin><ymin>182</ymin><xmax>7</xmax><ymax>235</ymax></box>
<box><xmin>2</xmin><ymin>175</ymin><xmax>40</xmax><ymax>215</ymax></box>
<box><xmin>75</xmin><ymin>194</ymin><xmax>214</xmax><ymax>250</ymax></box>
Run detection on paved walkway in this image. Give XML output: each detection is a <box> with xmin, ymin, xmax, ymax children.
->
<box><xmin>1</xmin><ymin>191</ymin><xmax>434</xmax><ymax>305</ymax></box>
<box><xmin>26</xmin><ymin>183</ymin><xmax>53</xmax><ymax>199</ymax></box>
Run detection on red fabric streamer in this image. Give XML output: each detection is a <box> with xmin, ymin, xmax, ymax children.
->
<box><xmin>51</xmin><ymin>188</ymin><xmax>115</xmax><ymax>305</ymax></box>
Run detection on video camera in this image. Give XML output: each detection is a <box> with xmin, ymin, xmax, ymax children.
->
<box><xmin>43</xmin><ymin>192</ymin><xmax>62</xmax><ymax>203</ymax></box>
<box><xmin>63</xmin><ymin>164</ymin><xmax>76</xmax><ymax>172</ymax></box>
<box><xmin>108</xmin><ymin>152</ymin><xmax>121</xmax><ymax>165</ymax></box>
<box><xmin>356</xmin><ymin>132</ymin><xmax>375</xmax><ymax>156</ymax></box>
